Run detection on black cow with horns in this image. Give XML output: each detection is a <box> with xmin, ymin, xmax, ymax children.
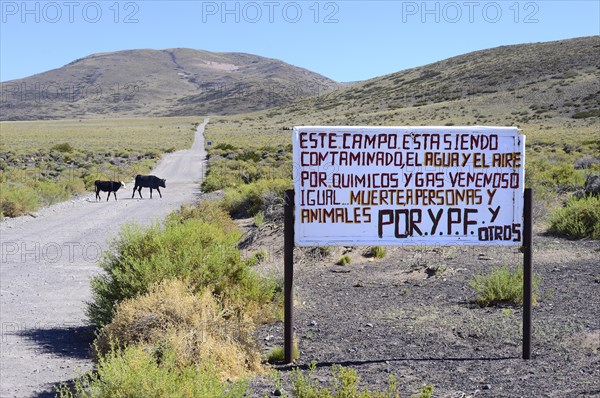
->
<box><xmin>94</xmin><ymin>180</ymin><xmax>126</xmax><ymax>201</ymax></box>
<box><xmin>132</xmin><ymin>175</ymin><xmax>166</xmax><ymax>199</ymax></box>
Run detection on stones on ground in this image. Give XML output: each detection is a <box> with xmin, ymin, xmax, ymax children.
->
<box><xmin>310</xmin><ymin>320</ymin><xmax>318</xmax><ymax>326</ymax></box>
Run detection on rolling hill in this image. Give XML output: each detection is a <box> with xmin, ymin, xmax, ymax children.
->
<box><xmin>0</xmin><ymin>48</ymin><xmax>340</xmax><ymax>120</ymax></box>
<box><xmin>207</xmin><ymin>36</ymin><xmax>599</xmax><ymax>156</ymax></box>
<box><xmin>269</xmin><ymin>36</ymin><xmax>600</xmax><ymax>125</ymax></box>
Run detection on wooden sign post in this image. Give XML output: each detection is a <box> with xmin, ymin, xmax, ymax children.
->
<box><xmin>284</xmin><ymin>189</ymin><xmax>295</xmax><ymax>363</ymax></box>
<box><xmin>522</xmin><ymin>188</ymin><xmax>533</xmax><ymax>359</ymax></box>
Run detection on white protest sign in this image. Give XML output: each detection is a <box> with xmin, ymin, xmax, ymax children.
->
<box><xmin>293</xmin><ymin>126</ymin><xmax>525</xmax><ymax>246</ymax></box>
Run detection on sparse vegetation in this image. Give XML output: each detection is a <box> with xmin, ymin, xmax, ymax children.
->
<box><xmin>1</xmin><ymin>49</ymin><xmax>339</xmax><ymax>121</ymax></box>
<box><xmin>291</xmin><ymin>363</ymin><xmax>431</xmax><ymax>398</ymax></box>
<box><xmin>469</xmin><ymin>266</ymin><xmax>541</xmax><ymax>307</ymax></box>
<box><xmin>267</xmin><ymin>346</ymin><xmax>285</xmax><ymax>363</ymax></box>
<box><xmin>219</xmin><ymin>178</ymin><xmax>292</xmax><ymax>218</ymax></box>
<box><xmin>414</xmin><ymin>385</ymin><xmax>434</xmax><ymax>398</ymax></box>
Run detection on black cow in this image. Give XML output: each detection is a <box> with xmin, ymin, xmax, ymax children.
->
<box><xmin>132</xmin><ymin>175</ymin><xmax>166</xmax><ymax>199</ymax></box>
<box><xmin>94</xmin><ymin>180</ymin><xmax>126</xmax><ymax>201</ymax></box>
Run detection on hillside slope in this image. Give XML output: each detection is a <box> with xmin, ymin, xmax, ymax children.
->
<box><xmin>0</xmin><ymin>49</ymin><xmax>339</xmax><ymax>120</ymax></box>
<box><xmin>277</xmin><ymin>36</ymin><xmax>599</xmax><ymax>124</ymax></box>
<box><xmin>209</xmin><ymin>36</ymin><xmax>599</xmax><ymax>159</ymax></box>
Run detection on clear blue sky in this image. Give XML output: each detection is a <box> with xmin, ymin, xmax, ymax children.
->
<box><xmin>1</xmin><ymin>1</ymin><xmax>599</xmax><ymax>82</ymax></box>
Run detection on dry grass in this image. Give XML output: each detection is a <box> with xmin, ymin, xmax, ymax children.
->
<box><xmin>0</xmin><ymin>116</ymin><xmax>197</xmax><ymax>154</ymax></box>
<box><xmin>95</xmin><ymin>279</ymin><xmax>263</xmax><ymax>380</ymax></box>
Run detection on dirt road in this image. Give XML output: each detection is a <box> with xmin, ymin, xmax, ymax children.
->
<box><xmin>0</xmin><ymin>119</ymin><xmax>209</xmax><ymax>398</ymax></box>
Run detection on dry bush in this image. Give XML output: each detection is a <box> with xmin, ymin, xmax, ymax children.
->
<box><xmin>95</xmin><ymin>279</ymin><xmax>263</xmax><ymax>380</ymax></box>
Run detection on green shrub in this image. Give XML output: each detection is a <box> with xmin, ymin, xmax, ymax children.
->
<box><xmin>253</xmin><ymin>249</ymin><xmax>268</xmax><ymax>262</ymax></box>
<box><xmin>144</xmin><ymin>149</ymin><xmax>161</xmax><ymax>158</ymax></box>
<box><xmin>548</xmin><ymin>196</ymin><xmax>600</xmax><ymax>239</ymax></box>
<box><xmin>202</xmin><ymin>145</ymin><xmax>292</xmax><ymax>194</ymax></box>
<box><xmin>0</xmin><ymin>172</ymin><xmax>85</xmax><ymax>217</ymax></box>
<box><xmin>245</xmin><ymin>249</ymin><xmax>269</xmax><ymax>267</ymax></box>
<box><xmin>338</xmin><ymin>255</ymin><xmax>352</xmax><ymax>266</ymax></box>
<box><xmin>214</xmin><ymin>143</ymin><xmax>237</xmax><ymax>151</ymax></box>
<box><xmin>51</xmin><ymin>142</ymin><xmax>74</xmax><ymax>153</ymax></box>
<box><xmin>469</xmin><ymin>266</ymin><xmax>541</xmax><ymax>307</ymax></box>
<box><xmin>55</xmin><ymin>344</ymin><xmax>248</xmax><ymax>398</ymax></box>
<box><xmin>253</xmin><ymin>211</ymin><xmax>265</xmax><ymax>226</ymax></box>
<box><xmin>267</xmin><ymin>342</ymin><xmax>300</xmax><ymax>363</ymax></box>
<box><xmin>34</xmin><ymin>180</ymin><xmax>70</xmax><ymax>205</ymax></box>
<box><xmin>236</xmin><ymin>149</ymin><xmax>262</xmax><ymax>162</ymax></box>
<box><xmin>59</xmin><ymin>177</ymin><xmax>86</xmax><ymax>196</ymax></box>
<box><xmin>572</xmin><ymin>109</ymin><xmax>600</xmax><ymax>119</ymax></box>
<box><xmin>219</xmin><ymin>188</ymin><xmax>247</xmax><ymax>216</ymax></box>
<box><xmin>0</xmin><ymin>184</ymin><xmax>39</xmax><ymax>217</ymax></box>
<box><xmin>415</xmin><ymin>385</ymin><xmax>434</xmax><ymax>398</ymax></box>
<box><xmin>526</xmin><ymin>160</ymin><xmax>585</xmax><ymax>193</ymax></box>
<box><xmin>221</xmin><ymin>178</ymin><xmax>292</xmax><ymax>217</ymax></box>
<box><xmin>87</xmin><ymin>202</ymin><xmax>280</xmax><ymax>327</ymax></box>
<box><xmin>369</xmin><ymin>246</ymin><xmax>386</xmax><ymax>259</ymax></box>
<box><xmin>175</xmin><ymin>200</ymin><xmax>239</xmax><ymax>235</ymax></box>
<box><xmin>267</xmin><ymin>346</ymin><xmax>285</xmax><ymax>363</ymax></box>
<box><xmin>202</xmin><ymin>162</ymin><xmax>245</xmax><ymax>192</ymax></box>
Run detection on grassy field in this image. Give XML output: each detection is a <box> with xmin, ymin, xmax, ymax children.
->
<box><xmin>1</xmin><ymin>116</ymin><xmax>197</xmax><ymax>153</ymax></box>
<box><xmin>0</xmin><ymin>116</ymin><xmax>199</xmax><ymax>217</ymax></box>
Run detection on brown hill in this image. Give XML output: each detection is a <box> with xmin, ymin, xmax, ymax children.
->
<box><xmin>0</xmin><ymin>48</ymin><xmax>340</xmax><ymax>120</ymax></box>
<box><xmin>275</xmin><ymin>36</ymin><xmax>599</xmax><ymax>125</ymax></box>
